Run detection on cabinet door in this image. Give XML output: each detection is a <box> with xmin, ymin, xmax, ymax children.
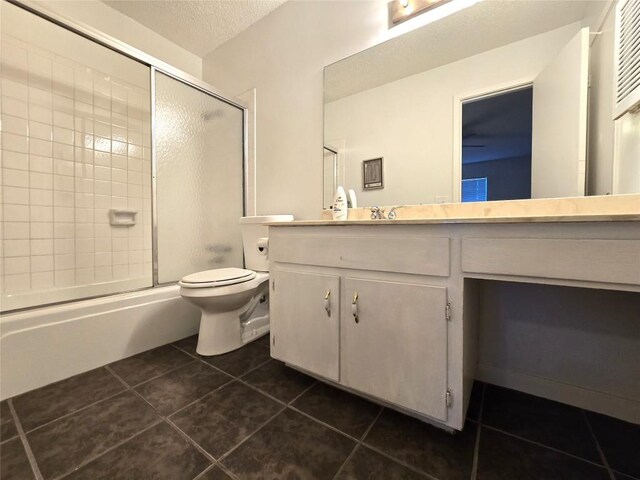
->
<box><xmin>341</xmin><ymin>277</ymin><xmax>448</xmax><ymax>421</ymax></box>
<box><xmin>270</xmin><ymin>268</ymin><xmax>340</xmax><ymax>381</ymax></box>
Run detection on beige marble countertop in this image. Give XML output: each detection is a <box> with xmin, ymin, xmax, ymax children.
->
<box><xmin>267</xmin><ymin>213</ymin><xmax>640</xmax><ymax>226</ymax></box>
<box><xmin>267</xmin><ymin>195</ymin><xmax>640</xmax><ymax>226</ymax></box>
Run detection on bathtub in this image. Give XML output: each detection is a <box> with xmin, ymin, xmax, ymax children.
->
<box><xmin>0</xmin><ymin>285</ymin><xmax>200</xmax><ymax>400</ymax></box>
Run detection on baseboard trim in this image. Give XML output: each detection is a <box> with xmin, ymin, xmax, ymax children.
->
<box><xmin>477</xmin><ymin>364</ymin><xmax>640</xmax><ymax>424</ymax></box>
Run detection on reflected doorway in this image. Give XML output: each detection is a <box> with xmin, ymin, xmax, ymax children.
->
<box><xmin>323</xmin><ymin>146</ymin><xmax>339</xmax><ymax>209</ymax></box>
<box><xmin>461</xmin><ymin>86</ymin><xmax>533</xmax><ymax>202</ymax></box>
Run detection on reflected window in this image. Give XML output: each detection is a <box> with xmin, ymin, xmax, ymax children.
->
<box><xmin>462</xmin><ymin>177</ymin><xmax>488</xmax><ymax>202</ymax></box>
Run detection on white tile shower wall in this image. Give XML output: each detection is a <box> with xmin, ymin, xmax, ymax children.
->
<box><xmin>0</xmin><ymin>30</ymin><xmax>152</xmax><ymax>307</ymax></box>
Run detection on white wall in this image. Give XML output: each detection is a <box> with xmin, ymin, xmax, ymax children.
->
<box><xmin>29</xmin><ymin>0</ymin><xmax>202</xmax><ymax>79</ymax></box>
<box><xmin>588</xmin><ymin>5</ymin><xmax>616</xmax><ymax>195</ymax></box>
<box><xmin>585</xmin><ymin>3</ymin><xmax>640</xmax><ymax>196</ymax></box>
<box><xmin>477</xmin><ymin>281</ymin><xmax>640</xmax><ymax>418</ymax></box>
<box><xmin>203</xmin><ymin>1</ymin><xmax>388</xmax><ymax>220</ymax></box>
<box><xmin>613</xmin><ymin>111</ymin><xmax>640</xmax><ymax>194</ymax></box>
<box><xmin>325</xmin><ymin>24</ymin><xmax>579</xmax><ymax>207</ymax></box>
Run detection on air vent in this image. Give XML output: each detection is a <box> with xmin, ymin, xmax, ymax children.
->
<box><xmin>614</xmin><ymin>0</ymin><xmax>640</xmax><ymax>118</ymax></box>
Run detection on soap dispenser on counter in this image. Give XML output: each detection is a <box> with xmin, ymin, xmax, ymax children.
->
<box><xmin>332</xmin><ymin>186</ymin><xmax>348</xmax><ymax>220</ymax></box>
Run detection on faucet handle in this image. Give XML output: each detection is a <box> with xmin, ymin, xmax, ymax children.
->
<box><xmin>370</xmin><ymin>206</ymin><xmax>386</xmax><ymax>220</ymax></box>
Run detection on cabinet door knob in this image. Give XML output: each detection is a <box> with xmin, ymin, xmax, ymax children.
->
<box><xmin>324</xmin><ymin>290</ymin><xmax>331</xmax><ymax>317</ymax></box>
<box><xmin>352</xmin><ymin>292</ymin><xmax>359</xmax><ymax>323</ymax></box>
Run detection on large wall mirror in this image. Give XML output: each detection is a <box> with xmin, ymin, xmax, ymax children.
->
<box><xmin>323</xmin><ymin>0</ymin><xmax>640</xmax><ymax>209</ymax></box>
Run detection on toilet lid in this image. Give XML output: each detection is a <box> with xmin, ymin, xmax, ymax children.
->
<box><xmin>180</xmin><ymin>268</ymin><xmax>256</xmax><ymax>286</ymax></box>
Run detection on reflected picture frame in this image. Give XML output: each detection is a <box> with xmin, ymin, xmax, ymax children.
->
<box><xmin>363</xmin><ymin>157</ymin><xmax>384</xmax><ymax>190</ymax></box>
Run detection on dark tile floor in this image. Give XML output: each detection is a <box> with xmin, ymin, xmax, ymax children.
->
<box><xmin>1</xmin><ymin>335</ymin><xmax>638</xmax><ymax>480</ymax></box>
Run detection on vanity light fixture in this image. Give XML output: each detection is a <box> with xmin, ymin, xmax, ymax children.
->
<box><xmin>389</xmin><ymin>0</ymin><xmax>451</xmax><ymax>26</ymax></box>
<box><xmin>386</xmin><ymin>0</ymin><xmax>482</xmax><ymax>39</ymax></box>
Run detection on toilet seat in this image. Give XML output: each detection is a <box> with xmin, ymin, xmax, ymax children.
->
<box><xmin>179</xmin><ymin>267</ymin><xmax>257</xmax><ymax>288</ymax></box>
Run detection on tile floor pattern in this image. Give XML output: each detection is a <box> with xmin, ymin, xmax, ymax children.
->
<box><xmin>1</xmin><ymin>335</ymin><xmax>638</xmax><ymax>480</ymax></box>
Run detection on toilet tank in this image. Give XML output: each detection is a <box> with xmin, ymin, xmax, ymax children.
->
<box><xmin>240</xmin><ymin>215</ymin><xmax>294</xmax><ymax>272</ymax></box>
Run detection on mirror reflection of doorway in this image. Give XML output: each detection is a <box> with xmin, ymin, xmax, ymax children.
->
<box><xmin>323</xmin><ymin>146</ymin><xmax>339</xmax><ymax>209</ymax></box>
<box><xmin>461</xmin><ymin>86</ymin><xmax>533</xmax><ymax>202</ymax></box>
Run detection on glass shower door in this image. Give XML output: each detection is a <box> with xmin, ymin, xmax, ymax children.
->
<box><xmin>154</xmin><ymin>71</ymin><xmax>245</xmax><ymax>284</ymax></box>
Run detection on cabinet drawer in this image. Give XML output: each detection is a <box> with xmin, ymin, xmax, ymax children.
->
<box><xmin>462</xmin><ymin>238</ymin><xmax>640</xmax><ymax>285</ymax></box>
<box><xmin>270</xmin><ymin>235</ymin><xmax>450</xmax><ymax>277</ymax></box>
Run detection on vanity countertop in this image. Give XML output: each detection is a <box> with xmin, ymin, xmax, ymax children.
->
<box><xmin>267</xmin><ymin>213</ymin><xmax>640</xmax><ymax>226</ymax></box>
<box><xmin>267</xmin><ymin>195</ymin><xmax>640</xmax><ymax>226</ymax></box>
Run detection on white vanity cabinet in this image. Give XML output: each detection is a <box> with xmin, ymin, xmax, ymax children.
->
<box><xmin>270</xmin><ymin>269</ymin><xmax>340</xmax><ymax>381</ymax></box>
<box><xmin>268</xmin><ymin>228</ymin><xmax>454</xmax><ymax>425</ymax></box>
<box><xmin>340</xmin><ymin>277</ymin><xmax>449</xmax><ymax>421</ymax></box>
<box><xmin>268</xmin><ymin>219</ymin><xmax>640</xmax><ymax>431</ymax></box>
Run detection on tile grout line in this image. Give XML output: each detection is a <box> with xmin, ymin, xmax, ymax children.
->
<box><xmin>234</xmin><ymin>374</ymin><xmax>316</xmax><ymax>411</ymax></box>
<box><xmin>282</xmin><ymin>399</ymin><xmax>440</xmax><ymax>479</ymax></box>
<box><xmin>239</xmin><ymin>373</ymin><xmax>365</xmax><ymax>446</ymax></box>
<box><xmin>129</xmin><ymin>358</ymin><xmax>201</xmax><ymax>387</ymax></box>
<box><xmin>169</xmin><ymin>341</ymin><xmax>201</xmax><ymax>358</ymax></box>
<box><xmin>8</xmin><ymin>398</ymin><xmax>44</xmax><ymax>480</ymax></box>
<box><xmin>47</xmin><ymin>365</ymin><xmax>177</xmax><ymax>480</ymax></box>
<box><xmin>480</xmin><ymin>423</ymin><xmax>611</xmax><ymax>469</ymax></box>
<box><xmin>216</xmin><ymin>405</ymin><xmax>288</xmax><ymax>464</ymax></box>
<box><xmin>348</xmin><ymin>406</ymin><xmax>439</xmax><ymax>480</ymax></box>
<box><xmin>163</xmin><ymin>418</ymin><xmax>216</xmax><ymax>463</ymax></box>
<box><xmin>114</xmin><ymin>357</ymin><xmax>200</xmax><ymax>389</ymax></box>
<box><xmin>212</xmin><ymin>459</ymin><xmax>243</xmax><ymax>480</ymax></box>
<box><xmin>164</xmin><ymin>418</ymin><xmax>242</xmax><ymax>480</ymax></box>
<box><xmin>331</xmin><ymin>406</ymin><xmax>385</xmax><ymax>480</ymax></box>
<box><xmin>106</xmin><ymin>362</ymin><xmax>236</xmax><ymax>423</ymax></box>
<box><xmin>470</xmin><ymin>383</ymin><xmax>486</xmax><ymax>480</ymax></box>
<box><xmin>285</xmin><ymin>404</ymin><xmax>363</xmax><ymax>444</ymax></box>
<box><xmin>106</xmin><ymin>364</ymin><xmax>236</xmax><ymax>480</ymax></box>
<box><xmin>171</xmin><ymin>339</ymin><xmax>329</xmax><ymax>423</ymax></box>
<box><xmin>53</xmin><ymin>420</ymin><xmax>164</xmax><ymax>480</ymax></box>
<box><xmin>581</xmin><ymin>409</ymin><xmax>616</xmax><ymax>480</ymax></box>
<box><xmin>18</xmin><ymin>383</ymin><xmax>128</xmax><ymax>436</ymax></box>
<box><xmin>107</xmin><ymin>359</ymin><xmax>233</xmax><ymax>394</ymax></box>
<box><xmin>235</xmin><ymin>358</ymin><xmax>275</xmax><ymax>380</ymax></box>
<box><xmin>108</xmin><ymin>364</ymin><xmax>221</xmax><ymax>476</ymax></box>
<box><xmin>193</xmin><ymin>463</ymin><xmax>239</xmax><ymax>480</ymax></box>
<box><xmin>104</xmin><ymin>364</ymin><xmax>133</xmax><ymax>389</ymax></box>
<box><xmin>107</xmin><ymin>356</ymin><xmax>284</xmax><ymax>480</ymax></box>
<box><xmin>14</xmin><ymin>356</ymin><xmax>198</xmax><ymax>437</ymax></box>
<box><xmin>212</xmin><ymin>374</ymin><xmax>364</xmax><ymax>477</ymax></box>
<box><xmin>286</xmin><ymin>379</ymin><xmax>320</xmax><ymax>405</ymax></box>
<box><xmin>170</xmin><ymin>339</ymin><xmax>274</xmax><ymax>381</ymax></box>
<box><xmin>161</xmin><ymin>376</ymin><xmax>236</xmax><ymax>419</ymax></box>
<box><xmin>357</xmin><ymin>442</ymin><xmax>440</xmax><ymax>480</ymax></box>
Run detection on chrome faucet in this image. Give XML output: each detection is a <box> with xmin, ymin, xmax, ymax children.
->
<box><xmin>370</xmin><ymin>206</ymin><xmax>385</xmax><ymax>220</ymax></box>
<box><xmin>387</xmin><ymin>207</ymin><xmax>398</xmax><ymax>220</ymax></box>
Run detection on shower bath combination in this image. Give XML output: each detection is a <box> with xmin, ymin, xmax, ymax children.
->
<box><xmin>0</xmin><ymin>2</ymin><xmax>250</xmax><ymax>398</ymax></box>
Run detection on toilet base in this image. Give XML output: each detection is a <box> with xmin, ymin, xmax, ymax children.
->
<box><xmin>195</xmin><ymin>292</ymin><xmax>270</xmax><ymax>356</ymax></box>
<box><xmin>196</xmin><ymin>309</ymin><xmax>244</xmax><ymax>355</ymax></box>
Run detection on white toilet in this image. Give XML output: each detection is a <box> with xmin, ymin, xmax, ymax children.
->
<box><xmin>178</xmin><ymin>215</ymin><xmax>293</xmax><ymax>356</ymax></box>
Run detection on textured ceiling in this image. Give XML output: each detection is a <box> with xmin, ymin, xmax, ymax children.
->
<box><xmin>325</xmin><ymin>0</ymin><xmax>600</xmax><ymax>102</ymax></box>
<box><xmin>102</xmin><ymin>0</ymin><xmax>287</xmax><ymax>57</ymax></box>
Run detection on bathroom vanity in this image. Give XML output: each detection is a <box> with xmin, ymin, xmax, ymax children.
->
<box><xmin>266</xmin><ymin>201</ymin><xmax>640</xmax><ymax>431</ymax></box>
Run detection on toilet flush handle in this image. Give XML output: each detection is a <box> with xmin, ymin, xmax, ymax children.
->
<box><xmin>324</xmin><ymin>290</ymin><xmax>331</xmax><ymax>317</ymax></box>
